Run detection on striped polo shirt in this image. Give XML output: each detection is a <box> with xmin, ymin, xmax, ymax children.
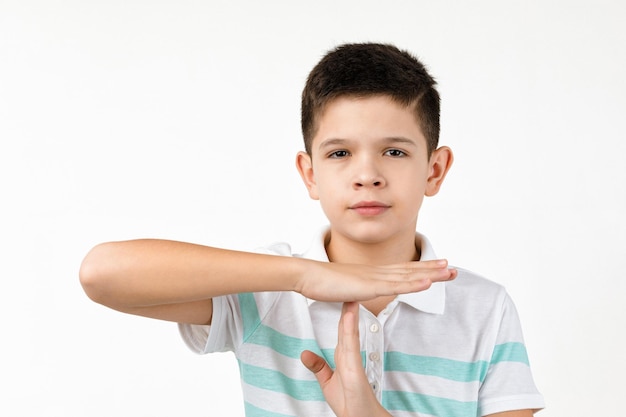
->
<box><xmin>179</xmin><ymin>230</ymin><xmax>544</xmax><ymax>416</ymax></box>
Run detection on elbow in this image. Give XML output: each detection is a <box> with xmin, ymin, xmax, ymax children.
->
<box><xmin>79</xmin><ymin>243</ymin><xmax>116</xmax><ymax>306</ymax></box>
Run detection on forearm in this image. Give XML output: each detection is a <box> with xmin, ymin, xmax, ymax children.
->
<box><xmin>79</xmin><ymin>239</ymin><xmax>303</xmax><ymax>309</ymax></box>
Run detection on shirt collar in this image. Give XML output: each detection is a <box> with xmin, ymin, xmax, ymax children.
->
<box><xmin>300</xmin><ymin>227</ymin><xmax>446</xmax><ymax>315</ymax></box>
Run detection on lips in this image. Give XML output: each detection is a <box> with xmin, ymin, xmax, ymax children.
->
<box><xmin>349</xmin><ymin>201</ymin><xmax>391</xmax><ymax>216</ymax></box>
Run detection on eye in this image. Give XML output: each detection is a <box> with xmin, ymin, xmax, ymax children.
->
<box><xmin>384</xmin><ymin>149</ymin><xmax>407</xmax><ymax>157</ymax></box>
<box><xmin>328</xmin><ymin>150</ymin><xmax>350</xmax><ymax>159</ymax></box>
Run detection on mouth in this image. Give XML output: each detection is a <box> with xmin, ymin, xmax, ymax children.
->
<box><xmin>349</xmin><ymin>201</ymin><xmax>391</xmax><ymax>216</ymax></box>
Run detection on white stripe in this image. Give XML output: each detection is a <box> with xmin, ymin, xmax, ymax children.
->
<box><xmin>384</xmin><ymin>371</ymin><xmax>480</xmax><ymax>402</ymax></box>
<box><xmin>241</xmin><ymin>381</ymin><xmax>332</xmax><ymax>416</ymax></box>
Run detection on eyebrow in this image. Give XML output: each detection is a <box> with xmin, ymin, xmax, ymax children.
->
<box><xmin>318</xmin><ymin>137</ymin><xmax>418</xmax><ymax>151</ymax></box>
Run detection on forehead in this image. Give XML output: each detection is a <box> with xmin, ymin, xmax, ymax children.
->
<box><xmin>312</xmin><ymin>95</ymin><xmax>426</xmax><ymax>151</ymax></box>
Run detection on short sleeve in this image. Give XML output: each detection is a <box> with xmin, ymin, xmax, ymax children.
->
<box><xmin>478</xmin><ymin>293</ymin><xmax>545</xmax><ymax>415</ymax></box>
<box><xmin>178</xmin><ymin>242</ymin><xmax>294</xmax><ymax>354</ymax></box>
<box><xmin>178</xmin><ymin>293</ymin><xmax>244</xmax><ymax>354</ymax></box>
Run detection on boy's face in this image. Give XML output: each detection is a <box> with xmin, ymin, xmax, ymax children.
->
<box><xmin>297</xmin><ymin>95</ymin><xmax>452</xmax><ymax>248</ymax></box>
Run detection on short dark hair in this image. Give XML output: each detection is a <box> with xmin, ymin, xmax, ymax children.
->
<box><xmin>301</xmin><ymin>43</ymin><xmax>440</xmax><ymax>156</ymax></box>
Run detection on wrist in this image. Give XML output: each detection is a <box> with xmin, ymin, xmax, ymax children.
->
<box><xmin>288</xmin><ymin>256</ymin><xmax>313</xmax><ymax>295</ymax></box>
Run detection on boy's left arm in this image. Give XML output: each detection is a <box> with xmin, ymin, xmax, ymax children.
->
<box><xmin>302</xmin><ymin>302</ymin><xmax>536</xmax><ymax>417</ymax></box>
<box><xmin>301</xmin><ymin>302</ymin><xmax>392</xmax><ymax>417</ymax></box>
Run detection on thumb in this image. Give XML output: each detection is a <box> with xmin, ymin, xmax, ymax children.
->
<box><xmin>301</xmin><ymin>350</ymin><xmax>334</xmax><ymax>386</ymax></box>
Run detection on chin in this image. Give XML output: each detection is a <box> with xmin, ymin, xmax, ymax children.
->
<box><xmin>338</xmin><ymin>224</ymin><xmax>403</xmax><ymax>245</ymax></box>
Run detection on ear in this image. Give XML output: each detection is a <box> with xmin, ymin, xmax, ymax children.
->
<box><xmin>295</xmin><ymin>151</ymin><xmax>320</xmax><ymax>200</ymax></box>
<box><xmin>425</xmin><ymin>146</ymin><xmax>454</xmax><ymax>197</ymax></box>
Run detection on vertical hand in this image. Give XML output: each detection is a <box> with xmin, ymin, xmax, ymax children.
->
<box><xmin>301</xmin><ymin>302</ymin><xmax>391</xmax><ymax>417</ymax></box>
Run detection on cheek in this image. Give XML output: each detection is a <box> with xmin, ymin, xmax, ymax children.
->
<box><xmin>397</xmin><ymin>169</ymin><xmax>427</xmax><ymax>191</ymax></box>
<box><xmin>313</xmin><ymin>171</ymin><xmax>339</xmax><ymax>192</ymax></box>
<box><xmin>316</xmin><ymin>183</ymin><xmax>346</xmax><ymax>214</ymax></box>
<box><xmin>309</xmin><ymin>175</ymin><xmax>342</xmax><ymax>206</ymax></box>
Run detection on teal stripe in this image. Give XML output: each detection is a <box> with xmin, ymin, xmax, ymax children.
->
<box><xmin>383</xmin><ymin>390</ymin><xmax>478</xmax><ymax>416</ymax></box>
<box><xmin>244</xmin><ymin>324</ymin><xmax>366</xmax><ymax>370</ymax></box>
<box><xmin>239</xmin><ymin>362</ymin><xmax>325</xmax><ymax>401</ymax></box>
<box><xmin>385</xmin><ymin>351</ymin><xmax>489</xmax><ymax>383</ymax></box>
<box><xmin>247</xmin><ymin>324</ymin><xmax>323</xmax><ymax>359</ymax></box>
<box><xmin>238</xmin><ymin>293</ymin><xmax>261</xmax><ymax>340</ymax></box>
<box><xmin>491</xmin><ymin>342</ymin><xmax>529</xmax><ymax>366</ymax></box>
<box><xmin>244</xmin><ymin>402</ymin><xmax>295</xmax><ymax>417</ymax></box>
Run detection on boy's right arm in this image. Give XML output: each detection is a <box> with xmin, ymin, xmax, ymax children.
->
<box><xmin>79</xmin><ymin>239</ymin><xmax>455</xmax><ymax>325</ymax></box>
<box><xmin>80</xmin><ymin>239</ymin><xmax>303</xmax><ymax>325</ymax></box>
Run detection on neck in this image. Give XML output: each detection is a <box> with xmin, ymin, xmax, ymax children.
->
<box><xmin>325</xmin><ymin>228</ymin><xmax>420</xmax><ymax>265</ymax></box>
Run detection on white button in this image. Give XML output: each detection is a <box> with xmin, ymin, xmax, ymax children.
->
<box><xmin>369</xmin><ymin>352</ymin><xmax>380</xmax><ymax>362</ymax></box>
<box><xmin>369</xmin><ymin>323</ymin><xmax>379</xmax><ymax>333</ymax></box>
<box><xmin>370</xmin><ymin>382</ymin><xmax>377</xmax><ymax>391</ymax></box>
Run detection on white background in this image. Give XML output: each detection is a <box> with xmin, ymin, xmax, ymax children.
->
<box><xmin>1</xmin><ymin>1</ymin><xmax>625</xmax><ymax>416</ymax></box>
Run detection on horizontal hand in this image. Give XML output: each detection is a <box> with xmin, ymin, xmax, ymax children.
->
<box><xmin>296</xmin><ymin>259</ymin><xmax>456</xmax><ymax>303</ymax></box>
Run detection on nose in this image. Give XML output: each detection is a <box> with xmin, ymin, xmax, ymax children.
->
<box><xmin>352</xmin><ymin>157</ymin><xmax>386</xmax><ymax>189</ymax></box>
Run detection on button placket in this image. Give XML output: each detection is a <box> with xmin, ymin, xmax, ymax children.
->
<box><xmin>363</xmin><ymin>314</ymin><xmax>384</xmax><ymax>401</ymax></box>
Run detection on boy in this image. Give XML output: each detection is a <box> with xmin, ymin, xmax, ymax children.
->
<box><xmin>80</xmin><ymin>43</ymin><xmax>544</xmax><ymax>416</ymax></box>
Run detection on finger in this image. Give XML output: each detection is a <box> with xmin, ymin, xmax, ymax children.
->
<box><xmin>416</xmin><ymin>266</ymin><xmax>456</xmax><ymax>283</ymax></box>
<box><xmin>301</xmin><ymin>350</ymin><xmax>334</xmax><ymax>386</ymax></box>
<box><xmin>380</xmin><ymin>261</ymin><xmax>457</xmax><ymax>281</ymax></box>
<box><xmin>386</xmin><ymin>259</ymin><xmax>450</xmax><ymax>270</ymax></box>
<box><xmin>337</xmin><ymin>302</ymin><xmax>363</xmax><ymax>373</ymax></box>
<box><xmin>369</xmin><ymin>267</ymin><xmax>457</xmax><ymax>298</ymax></box>
<box><xmin>406</xmin><ymin>262</ymin><xmax>457</xmax><ymax>279</ymax></box>
<box><xmin>340</xmin><ymin>301</ymin><xmax>359</xmax><ymax>335</ymax></box>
